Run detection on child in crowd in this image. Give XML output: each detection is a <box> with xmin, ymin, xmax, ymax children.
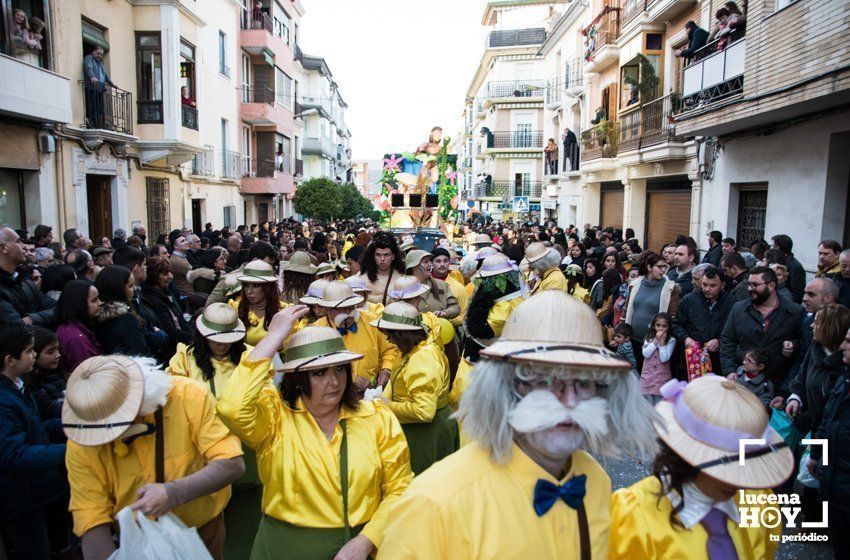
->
<box><xmin>24</xmin><ymin>326</ymin><xmax>66</xmax><ymax>418</ymax></box>
<box><xmin>610</xmin><ymin>322</ymin><xmax>637</xmax><ymax>374</ymax></box>
<box><xmin>640</xmin><ymin>313</ymin><xmax>676</xmax><ymax>404</ymax></box>
<box><xmin>0</xmin><ymin>324</ymin><xmax>70</xmax><ymax>559</ymax></box>
<box><xmin>728</xmin><ymin>347</ymin><xmax>774</xmax><ymax>407</ymax></box>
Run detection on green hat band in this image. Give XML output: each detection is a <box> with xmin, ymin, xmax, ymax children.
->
<box><xmin>285</xmin><ymin>337</ymin><xmax>348</xmax><ymax>362</ymax></box>
<box><xmin>379</xmin><ymin>313</ymin><xmax>423</xmax><ymax>328</ymax></box>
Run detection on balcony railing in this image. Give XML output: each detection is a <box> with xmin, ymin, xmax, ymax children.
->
<box><xmin>181</xmin><ymin>104</ymin><xmax>198</xmax><ymax>130</ymax></box>
<box><xmin>222</xmin><ymin>149</ymin><xmax>240</xmax><ymax>179</ymax></box>
<box><xmin>295</xmin><ymin>158</ymin><xmax>303</xmax><ymax>176</ymax></box>
<box><xmin>581</xmin><ymin>121</ymin><xmax>620</xmax><ymax>161</ymax></box>
<box><xmin>242</xmin><ymin>157</ymin><xmax>277</xmax><ymax>178</ymax></box>
<box><xmin>242</xmin><ymin>85</ymin><xmax>275</xmax><ymax>104</ymax></box>
<box><xmin>545</xmin><ymin>59</ymin><xmax>584</xmax><ymax>106</ymax></box>
<box><xmin>491</xmin><ymin>130</ymin><xmax>543</xmax><ymax>149</ymax></box>
<box><xmin>302</xmin><ymin>136</ymin><xmax>336</xmax><ymax>158</ymax></box>
<box><xmin>584</xmin><ymin>7</ymin><xmax>621</xmax><ymax>61</ymax></box>
<box><xmin>299</xmin><ymin>92</ymin><xmax>332</xmax><ymax>115</ymax></box>
<box><xmin>486</xmin><ymin>28</ymin><xmax>547</xmax><ymax>49</ymax></box>
<box><xmin>192</xmin><ymin>147</ymin><xmax>215</xmax><ymax>176</ymax></box>
<box><xmin>679</xmin><ymin>32</ymin><xmax>746</xmax><ymax>113</ymax></box>
<box><xmin>82</xmin><ymin>82</ymin><xmax>133</xmax><ymax>135</ymax></box>
<box><xmin>242</xmin><ymin>10</ymin><xmax>273</xmax><ymax>33</ymax></box>
<box><xmin>474</xmin><ymin>181</ymin><xmax>543</xmax><ymax>198</ymax></box>
<box><xmin>619</xmin><ymin>94</ymin><xmax>681</xmax><ymax>151</ymax></box>
<box><xmin>622</xmin><ymin>0</ymin><xmax>646</xmax><ymax>26</ymax></box>
<box><xmin>486</xmin><ymin>80</ymin><xmax>547</xmax><ymax>99</ymax></box>
<box><xmin>138</xmin><ymin>100</ymin><xmax>163</xmax><ymax>124</ymax></box>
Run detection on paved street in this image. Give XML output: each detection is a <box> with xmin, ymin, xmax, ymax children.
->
<box><xmin>600</xmin><ymin>457</ymin><xmax>835</xmax><ymax>560</ymax></box>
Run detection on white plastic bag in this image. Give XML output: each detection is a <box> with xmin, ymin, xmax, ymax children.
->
<box><xmin>363</xmin><ymin>385</ymin><xmax>384</xmax><ymax>402</ymax></box>
<box><xmin>108</xmin><ymin>507</ymin><xmax>212</xmax><ymax>560</ymax></box>
<box><xmin>797</xmin><ymin>450</ymin><xmax>819</xmax><ymax>489</ymax></box>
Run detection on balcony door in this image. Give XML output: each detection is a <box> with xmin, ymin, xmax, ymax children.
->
<box><xmin>86</xmin><ymin>175</ymin><xmax>112</xmax><ymax>240</ymax></box>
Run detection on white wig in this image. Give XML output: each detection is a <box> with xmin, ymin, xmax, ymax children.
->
<box><xmin>458</xmin><ymin>255</ymin><xmax>479</xmax><ymax>281</ymax></box>
<box><xmin>133</xmin><ymin>356</ymin><xmax>174</xmax><ymax>416</ymax></box>
<box><xmin>456</xmin><ymin>359</ymin><xmax>660</xmax><ymax>464</ymax></box>
<box><xmin>530</xmin><ymin>250</ymin><xmax>563</xmax><ymax>275</ymax></box>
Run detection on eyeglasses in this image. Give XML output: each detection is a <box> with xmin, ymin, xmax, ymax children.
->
<box><xmin>518</xmin><ymin>376</ymin><xmax>598</xmax><ymax>398</ymax></box>
<box><xmin>747</xmin><ymin>281</ymin><xmax>770</xmax><ymax>288</ymax></box>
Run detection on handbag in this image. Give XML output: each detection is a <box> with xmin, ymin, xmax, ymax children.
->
<box><xmin>684</xmin><ymin>343</ymin><xmax>712</xmax><ymax>382</ymax></box>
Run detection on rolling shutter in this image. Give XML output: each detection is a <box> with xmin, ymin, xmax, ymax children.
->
<box><xmin>646</xmin><ymin>191</ymin><xmax>691</xmax><ymax>252</ymax></box>
<box><xmin>600</xmin><ymin>190</ymin><xmax>624</xmax><ymax>229</ymax></box>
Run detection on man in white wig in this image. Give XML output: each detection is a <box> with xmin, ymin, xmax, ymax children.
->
<box><xmin>379</xmin><ymin>291</ymin><xmax>658</xmax><ymax>559</ymax></box>
<box><xmin>525</xmin><ymin>241</ymin><xmax>569</xmax><ymax>295</ymax></box>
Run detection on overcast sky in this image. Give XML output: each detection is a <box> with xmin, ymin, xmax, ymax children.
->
<box><xmin>299</xmin><ymin>0</ymin><xmax>489</xmax><ymax>161</ymax></box>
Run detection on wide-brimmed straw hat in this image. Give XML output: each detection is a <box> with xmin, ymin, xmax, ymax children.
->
<box><xmin>300</xmin><ymin>279</ymin><xmax>331</xmax><ymax>305</ymax></box>
<box><xmin>317</xmin><ymin>281</ymin><xmax>364</xmax><ymax>309</ymax></box>
<box><xmin>315</xmin><ymin>262</ymin><xmax>337</xmax><ymax>278</ymax></box>
<box><xmin>654</xmin><ymin>376</ymin><xmax>794</xmax><ymax>488</ymax></box>
<box><xmin>237</xmin><ymin>259</ymin><xmax>278</xmax><ymax>283</ymax></box>
<box><xmin>405</xmin><ymin>249</ymin><xmax>432</xmax><ymax>270</ymax></box>
<box><xmin>473</xmin><ymin>233</ymin><xmax>493</xmax><ymax>246</ymax></box>
<box><xmin>481</xmin><ymin>290</ymin><xmax>631</xmax><ymax>371</ymax></box>
<box><xmin>475</xmin><ymin>253</ymin><xmax>516</xmax><ymax>278</ymax></box>
<box><xmin>474</xmin><ymin>246</ymin><xmax>499</xmax><ymax>262</ymax></box>
<box><xmin>524</xmin><ymin>242</ymin><xmax>553</xmax><ymax>263</ymax></box>
<box><xmin>389</xmin><ymin>275</ymin><xmax>430</xmax><ymax>300</ymax></box>
<box><xmin>399</xmin><ymin>241</ymin><xmax>417</xmax><ymax>253</ymax></box>
<box><xmin>370</xmin><ymin>301</ymin><xmax>425</xmax><ymax>331</ymax></box>
<box><xmin>282</xmin><ymin>326</ymin><xmax>363</xmax><ymax>373</ymax></box>
<box><xmin>344</xmin><ymin>276</ymin><xmax>370</xmax><ymax>294</ymax></box>
<box><xmin>195</xmin><ymin>303</ymin><xmax>246</xmax><ymax>344</ymax></box>
<box><xmin>62</xmin><ymin>356</ymin><xmax>146</xmax><ymax>446</ymax></box>
<box><xmin>282</xmin><ymin>251</ymin><xmax>317</xmax><ymax>275</ymax></box>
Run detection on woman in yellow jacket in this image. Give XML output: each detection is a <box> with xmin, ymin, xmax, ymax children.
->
<box><xmin>168</xmin><ymin>303</ymin><xmax>264</xmax><ymax>560</ymax></box>
<box><xmin>217</xmin><ymin>307</ymin><xmax>413</xmax><ymax>560</ymax></box>
<box><xmin>609</xmin><ymin>376</ymin><xmax>793</xmax><ymax>560</ymax></box>
<box><xmin>228</xmin><ymin>260</ymin><xmax>288</xmax><ymax>347</ymax></box>
<box><xmin>372</xmin><ymin>302</ymin><xmax>458</xmax><ymax>474</ymax></box>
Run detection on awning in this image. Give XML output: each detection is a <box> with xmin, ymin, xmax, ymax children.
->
<box><xmin>82</xmin><ymin>21</ymin><xmax>110</xmax><ymax>52</ymax></box>
<box><xmin>263</xmin><ymin>49</ymin><xmax>275</xmax><ymax>66</ymax></box>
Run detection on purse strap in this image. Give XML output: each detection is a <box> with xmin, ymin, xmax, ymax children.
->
<box><xmin>155</xmin><ymin>407</ymin><xmax>165</xmax><ymax>484</ymax></box>
<box><xmin>339</xmin><ymin>419</ymin><xmax>352</xmax><ymax>541</ymax></box>
<box><xmin>381</xmin><ymin>269</ymin><xmax>394</xmax><ymax>306</ymax></box>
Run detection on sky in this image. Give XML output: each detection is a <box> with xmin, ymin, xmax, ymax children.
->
<box><xmin>299</xmin><ymin>0</ymin><xmax>489</xmax><ymax>161</ymax></box>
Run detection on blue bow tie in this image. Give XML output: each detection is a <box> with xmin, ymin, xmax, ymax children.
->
<box><xmin>338</xmin><ymin>323</ymin><xmax>358</xmax><ymax>336</ymax></box>
<box><xmin>533</xmin><ymin>474</ymin><xmax>586</xmax><ymax>516</ymax></box>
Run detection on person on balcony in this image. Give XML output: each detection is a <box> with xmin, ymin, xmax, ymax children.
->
<box><xmin>543</xmin><ymin>139</ymin><xmax>558</xmax><ymax>175</ymax></box>
<box><xmin>83</xmin><ymin>46</ymin><xmax>116</xmax><ymax>129</ymax></box>
<box><xmin>675</xmin><ymin>21</ymin><xmax>709</xmax><ymax>61</ymax></box>
<box><xmin>561</xmin><ymin>127</ymin><xmax>579</xmax><ymax>171</ymax></box>
<box><xmin>252</xmin><ymin>1</ymin><xmax>265</xmax><ymax>28</ymax></box>
<box><xmin>181</xmin><ymin>86</ymin><xmax>196</xmax><ymax>108</ymax></box>
<box><xmin>590</xmin><ymin>106</ymin><xmax>607</xmax><ymax>125</ymax></box>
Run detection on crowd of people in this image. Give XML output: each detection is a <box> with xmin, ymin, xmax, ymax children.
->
<box><xmin>0</xmin><ymin>215</ymin><xmax>847</xmax><ymax>559</ymax></box>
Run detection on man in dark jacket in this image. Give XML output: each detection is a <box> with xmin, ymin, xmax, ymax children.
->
<box><xmin>702</xmin><ymin>231</ymin><xmax>723</xmax><ymax>267</ymax></box>
<box><xmin>720</xmin><ymin>266</ymin><xmax>805</xmax><ymax>389</ymax></box>
<box><xmin>721</xmin><ymin>251</ymin><xmax>750</xmax><ymax>302</ymax></box>
<box><xmin>0</xmin><ymin>226</ymin><xmax>55</xmax><ymax>326</ymax></box>
<box><xmin>675</xmin><ymin>21</ymin><xmax>709</xmax><ymax>60</ymax></box>
<box><xmin>0</xmin><ymin>324</ymin><xmax>69</xmax><ymax>558</ymax></box>
<box><xmin>673</xmin><ymin>266</ymin><xmax>734</xmax><ymax>369</ymax></box>
<box><xmin>771</xmin><ymin>234</ymin><xmax>805</xmax><ymax>304</ymax></box>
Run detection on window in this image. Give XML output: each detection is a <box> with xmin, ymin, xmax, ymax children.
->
<box><xmin>775</xmin><ymin>0</ymin><xmax>797</xmax><ymax>11</ymax></box>
<box><xmin>275</xmin><ymin>68</ymin><xmax>293</xmax><ymax>110</ymax></box>
<box><xmin>223</xmin><ymin>206</ymin><xmax>235</xmax><ymax>228</ymax></box>
<box><xmin>180</xmin><ymin>39</ymin><xmax>197</xmax><ymax>130</ymax></box>
<box><xmin>272</xmin><ymin>1</ymin><xmax>291</xmax><ymax>45</ymax></box>
<box><xmin>145</xmin><ymin>177</ymin><xmax>170</xmax><ymax>243</ymax></box>
<box><xmin>736</xmin><ymin>185</ymin><xmax>768</xmax><ymax>249</ymax></box>
<box><xmin>3</xmin><ymin>0</ymin><xmax>52</xmax><ymax>69</ymax></box>
<box><xmin>136</xmin><ymin>32</ymin><xmax>163</xmax><ymax>123</ymax></box>
<box><xmin>0</xmin><ymin>170</ymin><xmax>25</xmax><ymax>228</ymax></box>
<box><xmin>241</xmin><ymin>53</ymin><xmax>251</xmax><ymax>102</ymax></box>
<box><xmin>279</xmin><ymin>136</ymin><xmax>291</xmax><ymax>174</ymax></box>
<box><xmin>218</xmin><ymin>31</ymin><xmax>229</xmax><ymax>77</ymax></box>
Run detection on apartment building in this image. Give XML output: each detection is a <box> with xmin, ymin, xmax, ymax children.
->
<box><xmin>674</xmin><ymin>0</ymin><xmax>850</xmax><ymax>273</ymax></box>
<box><xmin>461</xmin><ymin>1</ymin><xmax>564</xmax><ymax>222</ymax></box>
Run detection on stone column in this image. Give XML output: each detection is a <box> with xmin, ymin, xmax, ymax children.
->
<box><xmin>689</xmin><ymin>174</ymin><xmax>702</xmax><ymax>244</ymax></box>
<box><xmin>623</xmin><ymin>178</ymin><xmax>647</xmax><ymax>246</ymax></box>
<box><xmin>582</xmin><ymin>181</ymin><xmax>601</xmax><ymax>227</ymax></box>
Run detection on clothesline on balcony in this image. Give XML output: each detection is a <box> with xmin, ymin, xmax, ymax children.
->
<box><xmin>582</xmin><ymin>5</ymin><xmax>620</xmax><ymax>36</ymax></box>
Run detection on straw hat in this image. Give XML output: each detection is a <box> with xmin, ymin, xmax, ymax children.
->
<box><xmin>237</xmin><ymin>259</ymin><xmax>278</xmax><ymax>283</ymax></box>
<box><xmin>315</xmin><ymin>262</ymin><xmax>337</xmax><ymax>278</ymax></box>
<box><xmin>223</xmin><ymin>274</ymin><xmax>242</xmax><ymax>297</ymax></box>
<box><xmin>405</xmin><ymin>249</ymin><xmax>432</xmax><ymax>270</ymax></box>
<box><xmin>399</xmin><ymin>241</ymin><xmax>417</xmax><ymax>253</ymax></box>
<box><xmin>482</xmin><ymin>291</ymin><xmax>631</xmax><ymax>371</ymax></box>
<box><xmin>195</xmin><ymin>303</ymin><xmax>246</xmax><ymax>344</ymax></box>
<box><xmin>317</xmin><ymin>281</ymin><xmax>364</xmax><ymax>309</ymax></box>
<box><xmin>370</xmin><ymin>301</ymin><xmax>425</xmax><ymax>331</ymax></box>
<box><xmin>475</xmin><ymin>253</ymin><xmax>516</xmax><ymax>278</ymax></box>
<box><xmin>524</xmin><ymin>242</ymin><xmax>553</xmax><ymax>263</ymax></box>
<box><xmin>282</xmin><ymin>326</ymin><xmax>363</xmax><ymax>373</ymax></box>
<box><xmin>282</xmin><ymin>251</ymin><xmax>318</xmax><ymax>275</ymax></box>
<box><xmin>62</xmin><ymin>356</ymin><xmax>146</xmax><ymax>446</ymax></box>
<box><xmin>389</xmin><ymin>275</ymin><xmax>430</xmax><ymax>301</ymax></box>
<box><xmin>475</xmin><ymin>246</ymin><xmax>499</xmax><ymax>261</ymax></box>
<box><xmin>300</xmin><ymin>279</ymin><xmax>331</xmax><ymax>305</ymax></box>
<box><xmin>344</xmin><ymin>275</ymin><xmax>370</xmax><ymax>294</ymax></box>
<box><xmin>473</xmin><ymin>233</ymin><xmax>493</xmax><ymax>246</ymax></box>
<box><xmin>654</xmin><ymin>376</ymin><xmax>794</xmax><ymax>488</ymax></box>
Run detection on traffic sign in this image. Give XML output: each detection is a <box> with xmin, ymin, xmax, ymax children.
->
<box><xmin>513</xmin><ymin>196</ymin><xmax>529</xmax><ymax>214</ymax></box>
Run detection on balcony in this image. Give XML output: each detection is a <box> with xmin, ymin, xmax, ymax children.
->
<box><xmin>181</xmin><ymin>105</ymin><xmax>198</xmax><ymax>130</ymax></box>
<box><xmin>618</xmin><ymin>94</ymin><xmax>682</xmax><ymax>153</ymax></box>
<box><xmin>646</xmin><ymin>0</ymin><xmax>696</xmax><ymax>22</ymax></box>
<box><xmin>302</xmin><ymin>136</ymin><xmax>336</xmax><ymax>159</ymax></box>
<box><xmin>491</xmin><ymin>130</ymin><xmax>543</xmax><ymax>149</ymax></box>
<box><xmin>299</xmin><ymin>92</ymin><xmax>333</xmax><ymax>117</ymax></box>
<box><xmin>241</xmin><ymin>86</ymin><xmax>292</xmax><ymax>127</ymax></box>
<box><xmin>239</xmin><ymin>9</ymin><xmax>293</xmax><ymax>62</ymax></box>
<box><xmin>486</xmin><ymin>28</ymin><xmax>547</xmax><ymax>49</ymax></box>
<box><xmin>222</xmin><ymin>149</ymin><xmax>240</xmax><ymax>179</ymax></box>
<box><xmin>81</xmin><ymin>82</ymin><xmax>133</xmax><ymax>135</ymax></box>
<box><xmin>486</xmin><ymin>80</ymin><xmax>546</xmax><ymax>100</ymax></box>
<box><xmin>678</xmin><ymin>33</ymin><xmax>746</xmax><ymax>115</ymax></box>
<box><xmin>584</xmin><ymin>8</ymin><xmax>621</xmax><ymax>73</ymax></box>
<box><xmin>192</xmin><ymin>147</ymin><xmax>215</xmax><ymax>176</ymax></box>
<box><xmin>241</xmin><ymin>157</ymin><xmax>294</xmax><ymax>194</ymax></box>
<box><xmin>581</xmin><ymin>121</ymin><xmax>620</xmax><ymax>161</ymax></box>
<box><xmin>621</xmin><ymin>0</ymin><xmax>646</xmax><ymax>28</ymax></box>
<box><xmin>473</xmin><ymin>181</ymin><xmax>543</xmax><ymax>199</ymax></box>
<box><xmin>0</xmin><ymin>53</ymin><xmax>71</xmax><ymax>124</ymax></box>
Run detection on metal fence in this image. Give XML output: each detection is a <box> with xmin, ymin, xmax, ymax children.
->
<box><xmin>491</xmin><ymin>130</ymin><xmax>543</xmax><ymax>149</ymax></box>
<box><xmin>486</xmin><ymin>28</ymin><xmax>547</xmax><ymax>48</ymax></box>
<box><xmin>82</xmin><ymin>82</ymin><xmax>133</xmax><ymax>135</ymax></box>
<box><xmin>181</xmin><ymin>105</ymin><xmax>198</xmax><ymax>130</ymax></box>
<box><xmin>222</xmin><ymin>150</ymin><xmax>240</xmax><ymax>179</ymax></box>
<box><xmin>486</xmin><ymin>80</ymin><xmax>547</xmax><ymax>99</ymax></box>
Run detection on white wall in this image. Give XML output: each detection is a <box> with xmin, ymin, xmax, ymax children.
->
<box><xmin>700</xmin><ymin>110</ymin><xmax>850</xmax><ymax>274</ymax></box>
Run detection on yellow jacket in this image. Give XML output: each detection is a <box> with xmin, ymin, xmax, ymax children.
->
<box><xmin>448</xmin><ymin>269</ymin><xmax>465</xmax><ymax>286</ymax></box>
<box><xmin>378</xmin><ymin>444</ymin><xmax>611</xmax><ymax>559</ymax></box>
<box><xmin>531</xmin><ymin>268</ymin><xmax>569</xmax><ymax>295</ymax></box>
<box><xmin>488</xmin><ymin>293</ymin><xmax>524</xmax><ymax>338</ymax></box>
<box><xmin>449</xmin><ymin>357</ymin><xmax>474</xmax><ymax>447</ymax></box>
<box><xmin>227</xmin><ymin>298</ymin><xmax>302</xmax><ymax>347</ymax></box>
<box><xmin>167</xmin><ymin>343</ymin><xmax>255</xmax><ymax>398</ymax></box>
<box><xmin>66</xmin><ymin>377</ymin><xmax>243</xmax><ymax>536</ymax></box>
<box><xmin>216</xmin><ymin>357</ymin><xmax>413</xmax><ymax>548</ymax></box>
<box><xmin>310</xmin><ymin>312</ymin><xmax>399</xmax><ymax>383</ymax></box>
<box><xmin>569</xmin><ymin>285</ymin><xmax>590</xmax><ymax>304</ymax></box>
<box><xmin>383</xmin><ymin>339</ymin><xmax>450</xmax><ymax>424</ymax></box>
<box><xmin>444</xmin><ymin>275</ymin><xmax>469</xmax><ymax>328</ymax></box>
<box><xmin>610</xmin><ymin>476</ymin><xmax>780</xmax><ymax>560</ymax></box>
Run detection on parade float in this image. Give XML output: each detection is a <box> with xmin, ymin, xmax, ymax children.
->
<box><xmin>373</xmin><ymin>126</ymin><xmax>458</xmax><ymax>234</ymax></box>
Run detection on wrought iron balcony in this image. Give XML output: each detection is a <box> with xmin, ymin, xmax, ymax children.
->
<box><xmin>222</xmin><ymin>149</ymin><xmax>240</xmax><ymax>179</ymax></box>
<box><xmin>622</xmin><ymin>0</ymin><xmax>646</xmax><ymax>26</ymax></box>
<box><xmin>678</xmin><ymin>31</ymin><xmax>746</xmax><ymax>113</ymax></box>
<box><xmin>490</xmin><ymin>130</ymin><xmax>543</xmax><ymax>149</ymax></box>
<box><xmin>486</xmin><ymin>28</ymin><xmax>547</xmax><ymax>49</ymax></box>
<box><xmin>137</xmin><ymin>100</ymin><xmax>162</xmax><ymax>124</ymax></box>
<box><xmin>241</xmin><ymin>10</ymin><xmax>273</xmax><ymax>33</ymax></box>
<box><xmin>242</xmin><ymin>85</ymin><xmax>274</xmax><ymax>104</ymax></box>
<box><xmin>302</xmin><ymin>136</ymin><xmax>335</xmax><ymax>158</ymax></box>
<box><xmin>581</xmin><ymin>121</ymin><xmax>620</xmax><ymax>161</ymax></box>
<box><xmin>486</xmin><ymin>80</ymin><xmax>547</xmax><ymax>99</ymax></box>
<box><xmin>192</xmin><ymin>147</ymin><xmax>215</xmax><ymax>177</ymax></box>
<box><xmin>82</xmin><ymin>82</ymin><xmax>133</xmax><ymax>135</ymax></box>
<box><xmin>181</xmin><ymin>104</ymin><xmax>198</xmax><ymax>130</ymax></box>
<box><xmin>618</xmin><ymin>94</ymin><xmax>681</xmax><ymax>152</ymax></box>
<box><xmin>474</xmin><ymin>181</ymin><xmax>543</xmax><ymax>198</ymax></box>
<box><xmin>242</xmin><ymin>157</ymin><xmax>277</xmax><ymax>178</ymax></box>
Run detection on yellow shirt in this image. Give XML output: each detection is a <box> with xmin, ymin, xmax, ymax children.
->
<box><xmin>378</xmin><ymin>444</ymin><xmax>611</xmax><ymax>559</ymax></box>
<box><xmin>227</xmin><ymin>298</ymin><xmax>302</xmax><ymax>347</ymax></box>
<box><xmin>167</xmin><ymin>343</ymin><xmax>255</xmax><ymax>398</ymax></box>
<box><xmin>449</xmin><ymin>357</ymin><xmax>474</xmax><ymax>447</ymax></box>
<box><xmin>569</xmin><ymin>285</ymin><xmax>590</xmax><ymax>304</ymax></box>
<box><xmin>488</xmin><ymin>293</ymin><xmax>525</xmax><ymax>337</ymax></box>
<box><xmin>216</xmin><ymin>358</ymin><xmax>413</xmax><ymax>548</ymax></box>
<box><xmin>364</xmin><ymin>301</ymin><xmax>384</xmax><ymax>315</ymax></box>
<box><xmin>531</xmin><ymin>268</ymin><xmax>569</xmax><ymax>295</ymax></box>
<box><xmin>448</xmin><ymin>269</ymin><xmax>465</xmax><ymax>286</ymax></box>
<box><xmin>465</xmin><ymin>281</ymin><xmax>475</xmax><ymax>297</ymax></box>
<box><xmin>443</xmin><ymin>275</ymin><xmax>469</xmax><ymax>328</ymax></box>
<box><xmin>66</xmin><ymin>377</ymin><xmax>243</xmax><ymax>536</ymax></box>
<box><xmin>610</xmin><ymin>476</ymin><xmax>780</xmax><ymax>560</ymax></box>
<box><xmin>310</xmin><ymin>312</ymin><xmax>399</xmax><ymax>383</ymax></box>
<box><xmin>383</xmin><ymin>339</ymin><xmax>450</xmax><ymax>424</ymax></box>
